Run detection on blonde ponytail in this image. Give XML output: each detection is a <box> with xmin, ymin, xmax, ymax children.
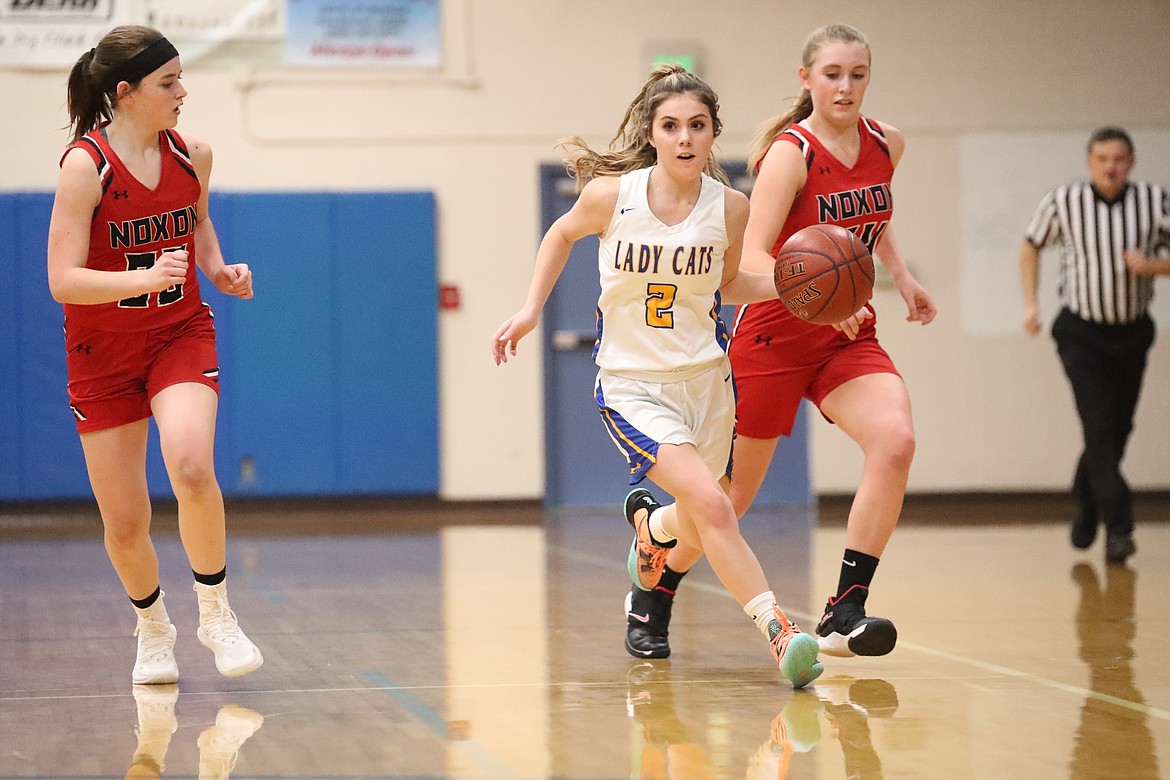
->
<box><xmin>746</xmin><ymin>89</ymin><xmax>813</xmax><ymax>172</ymax></box>
<box><xmin>748</xmin><ymin>23</ymin><xmax>870</xmax><ymax>173</ymax></box>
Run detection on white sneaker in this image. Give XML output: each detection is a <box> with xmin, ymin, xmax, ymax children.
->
<box><xmin>132</xmin><ymin>594</ymin><xmax>179</xmax><ymax>685</ymax></box>
<box><xmin>131</xmin><ymin>683</ymin><xmax>179</xmax><ymax>772</ymax></box>
<box><xmin>194</xmin><ymin>582</ymin><xmax>264</xmax><ymax>677</ymax></box>
<box><xmin>198</xmin><ymin>704</ymin><xmax>264</xmax><ymax>779</ymax></box>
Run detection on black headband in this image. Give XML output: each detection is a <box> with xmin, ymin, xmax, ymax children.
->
<box><xmin>106</xmin><ymin>37</ymin><xmax>179</xmax><ymax>90</ymax></box>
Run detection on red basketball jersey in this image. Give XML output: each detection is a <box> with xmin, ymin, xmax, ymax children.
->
<box><xmin>62</xmin><ymin>127</ymin><xmax>204</xmax><ymax>332</ymax></box>
<box><xmin>732</xmin><ymin>117</ymin><xmax>893</xmax><ymax>344</ymax></box>
<box><xmin>767</xmin><ymin>116</ymin><xmax>893</xmax><ymax>257</ymax></box>
<box><xmin>730</xmin><ymin>116</ymin><xmax>895</xmax><ymax>377</ymax></box>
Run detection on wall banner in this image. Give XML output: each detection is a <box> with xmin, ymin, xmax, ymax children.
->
<box><xmin>284</xmin><ymin>0</ymin><xmax>441</xmax><ymax>68</ymax></box>
<box><xmin>0</xmin><ymin>0</ymin><xmax>126</xmax><ymax>69</ymax></box>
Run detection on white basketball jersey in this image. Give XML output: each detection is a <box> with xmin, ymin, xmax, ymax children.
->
<box><xmin>594</xmin><ymin>167</ymin><xmax>730</xmax><ymax>376</ymax></box>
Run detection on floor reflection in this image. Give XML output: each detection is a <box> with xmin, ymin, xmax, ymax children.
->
<box><xmin>125</xmin><ymin>684</ymin><xmax>263</xmax><ymax>779</ymax></box>
<box><xmin>744</xmin><ymin>688</ymin><xmax>821</xmax><ymax>778</ymax></box>
<box><xmin>627</xmin><ymin>661</ymin><xmax>716</xmax><ymax>779</ymax></box>
<box><xmin>443</xmin><ymin>524</ymin><xmax>549</xmax><ymax>777</ymax></box>
<box><xmin>1071</xmin><ymin>562</ymin><xmax>1160</xmax><ymax>779</ymax></box>
<box><xmin>626</xmin><ymin>661</ymin><xmax>902</xmax><ymax>779</ymax></box>
<box><xmin>815</xmin><ymin>677</ymin><xmax>898</xmax><ymax>780</ymax></box>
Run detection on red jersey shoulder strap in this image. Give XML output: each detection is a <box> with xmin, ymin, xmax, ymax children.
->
<box><xmin>776</xmin><ymin>124</ymin><xmax>817</xmax><ymax>171</ymax></box>
<box><xmin>759</xmin><ymin>124</ymin><xmax>818</xmax><ymax>174</ymax></box>
<box><xmin>762</xmin><ymin>117</ymin><xmax>888</xmax><ymax>173</ymax></box>
<box><xmin>162</xmin><ymin>129</ymin><xmax>200</xmax><ymax>183</ymax></box>
<box><xmin>859</xmin><ymin>116</ymin><xmax>890</xmax><ymax>157</ymax></box>
<box><xmin>60</xmin><ymin>130</ymin><xmax>114</xmax><ymax>192</ymax></box>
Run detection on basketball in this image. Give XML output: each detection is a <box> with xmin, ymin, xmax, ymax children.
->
<box><xmin>773</xmin><ymin>224</ymin><xmax>875</xmax><ymax>325</ymax></box>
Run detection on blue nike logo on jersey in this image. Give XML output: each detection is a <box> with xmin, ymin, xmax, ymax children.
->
<box><xmin>620</xmin><ymin>207</ymin><xmax>636</xmax><ymax>214</ymax></box>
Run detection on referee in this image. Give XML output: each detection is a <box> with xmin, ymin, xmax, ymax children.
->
<box><xmin>1019</xmin><ymin>126</ymin><xmax>1170</xmax><ymax>564</ymax></box>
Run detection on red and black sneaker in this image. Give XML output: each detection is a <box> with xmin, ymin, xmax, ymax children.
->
<box><xmin>816</xmin><ymin>589</ymin><xmax>897</xmax><ymax>658</ymax></box>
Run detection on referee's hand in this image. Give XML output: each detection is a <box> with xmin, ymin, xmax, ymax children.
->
<box><xmin>1123</xmin><ymin>249</ymin><xmax>1160</xmax><ymax>276</ymax></box>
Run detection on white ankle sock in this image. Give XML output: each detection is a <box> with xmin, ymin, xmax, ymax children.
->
<box><xmin>744</xmin><ymin>591</ymin><xmax>778</xmax><ymax>638</ymax></box>
<box><xmin>648</xmin><ymin>507</ymin><xmax>676</xmax><ymax>544</ymax></box>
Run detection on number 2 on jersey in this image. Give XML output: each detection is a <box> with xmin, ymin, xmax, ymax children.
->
<box><xmin>645</xmin><ymin>282</ymin><xmax>677</xmax><ymax>328</ymax></box>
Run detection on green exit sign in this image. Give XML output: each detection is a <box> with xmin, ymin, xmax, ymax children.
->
<box><xmin>651</xmin><ymin>53</ymin><xmax>696</xmax><ymax>73</ymax></box>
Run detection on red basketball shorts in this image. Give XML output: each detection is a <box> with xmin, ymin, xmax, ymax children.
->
<box><xmin>64</xmin><ymin>304</ymin><xmax>220</xmax><ymax>434</ymax></box>
<box><xmin>730</xmin><ymin>306</ymin><xmax>899</xmax><ymax>440</ymax></box>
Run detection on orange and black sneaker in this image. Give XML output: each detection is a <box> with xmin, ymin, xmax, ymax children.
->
<box><xmin>625</xmin><ymin>488</ymin><xmax>675</xmax><ymax>591</ymax></box>
<box><xmin>768</xmin><ymin>605</ymin><xmax>823</xmax><ymax>689</ymax></box>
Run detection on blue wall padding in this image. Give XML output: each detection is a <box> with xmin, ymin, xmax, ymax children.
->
<box><xmin>0</xmin><ymin>195</ymin><xmax>27</xmax><ymax>496</ymax></box>
<box><xmin>6</xmin><ymin>194</ymin><xmax>92</xmax><ymax>498</ymax></box>
<box><xmin>213</xmin><ymin>193</ymin><xmax>338</xmax><ymax>496</ymax></box>
<box><xmin>330</xmin><ymin>193</ymin><xmax>439</xmax><ymax>493</ymax></box>
<box><xmin>0</xmin><ymin>191</ymin><xmax>438</xmax><ymax>500</ymax></box>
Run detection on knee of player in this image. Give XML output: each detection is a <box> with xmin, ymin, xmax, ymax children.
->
<box><xmin>102</xmin><ymin>513</ymin><xmax>151</xmax><ymax>548</ymax></box>
<box><xmin>167</xmin><ymin>456</ymin><xmax>218</xmax><ymax>497</ymax></box>
<box><xmin>686</xmin><ymin>485</ymin><xmax>737</xmax><ymax>530</ymax></box>
<box><xmin>876</xmin><ymin>425</ymin><xmax>916</xmax><ymax>470</ymax></box>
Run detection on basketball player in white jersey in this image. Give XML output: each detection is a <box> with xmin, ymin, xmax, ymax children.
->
<box><xmin>492</xmin><ymin>65</ymin><xmax>823</xmax><ymax>688</ymax></box>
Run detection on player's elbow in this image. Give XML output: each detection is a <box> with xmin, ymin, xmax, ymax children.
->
<box><xmin>46</xmin><ymin>275</ymin><xmax>70</xmax><ymax>304</ymax></box>
<box><xmin>47</xmin><ymin>267</ymin><xmax>87</xmax><ymax>305</ymax></box>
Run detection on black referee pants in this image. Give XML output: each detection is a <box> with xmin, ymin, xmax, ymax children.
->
<box><xmin>1052</xmin><ymin>308</ymin><xmax>1155</xmax><ymax>537</ymax></box>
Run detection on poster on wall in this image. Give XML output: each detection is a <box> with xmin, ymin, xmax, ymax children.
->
<box><xmin>0</xmin><ymin>0</ymin><xmax>126</xmax><ymax>69</ymax></box>
<box><xmin>146</xmin><ymin>0</ymin><xmax>283</xmax><ymax>43</ymax></box>
<box><xmin>284</xmin><ymin>0</ymin><xmax>441</xmax><ymax>68</ymax></box>
<box><xmin>144</xmin><ymin>0</ymin><xmax>284</xmax><ymax>67</ymax></box>
<box><xmin>0</xmin><ymin>0</ymin><xmax>285</xmax><ymax>70</ymax></box>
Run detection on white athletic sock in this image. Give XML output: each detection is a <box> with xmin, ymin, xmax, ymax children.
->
<box><xmin>744</xmin><ymin>591</ymin><xmax>778</xmax><ymax>639</ymax></box>
<box><xmin>647</xmin><ymin>506</ymin><xmax>676</xmax><ymax>544</ymax></box>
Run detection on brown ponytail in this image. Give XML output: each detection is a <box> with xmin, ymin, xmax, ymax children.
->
<box><xmin>65</xmin><ymin>25</ymin><xmax>166</xmax><ymax>144</ymax></box>
<box><xmin>561</xmin><ymin>63</ymin><xmax>728</xmax><ymax>192</ymax></box>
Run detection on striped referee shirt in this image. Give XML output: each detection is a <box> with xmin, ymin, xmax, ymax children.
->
<box><xmin>1025</xmin><ymin>181</ymin><xmax>1170</xmax><ymax>325</ymax></box>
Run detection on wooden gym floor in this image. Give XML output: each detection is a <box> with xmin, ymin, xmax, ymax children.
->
<box><xmin>0</xmin><ymin>494</ymin><xmax>1167</xmax><ymax>779</ymax></box>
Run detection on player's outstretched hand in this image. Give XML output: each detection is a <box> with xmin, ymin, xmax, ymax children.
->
<box><xmin>492</xmin><ymin>311</ymin><xmax>538</xmax><ymax>365</ymax></box>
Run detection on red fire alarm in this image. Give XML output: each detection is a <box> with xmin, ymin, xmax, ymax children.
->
<box><xmin>439</xmin><ymin>283</ymin><xmax>461</xmax><ymax>311</ymax></box>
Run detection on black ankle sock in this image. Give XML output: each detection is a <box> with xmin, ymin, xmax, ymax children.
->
<box><xmin>193</xmin><ymin>567</ymin><xmax>227</xmax><ymax>586</ymax></box>
<box><xmin>656</xmin><ymin>565</ymin><xmax>687</xmax><ymax>595</ymax></box>
<box><xmin>835</xmin><ymin>549</ymin><xmax>879</xmax><ymax>602</ymax></box>
<box><xmin>130</xmin><ymin>585</ymin><xmax>161</xmax><ymax>610</ymax></box>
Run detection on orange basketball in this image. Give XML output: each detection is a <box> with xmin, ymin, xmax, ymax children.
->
<box><xmin>773</xmin><ymin>224</ymin><xmax>875</xmax><ymax>325</ymax></box>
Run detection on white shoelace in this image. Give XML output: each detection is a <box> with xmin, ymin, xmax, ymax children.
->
<box><xmin>135</xmin><ymin>617</ymin><xmax>174</xmax><ymax>662</ymax></box>
<box><xmin>198</xmin><ymin>589</ymin><xmax>244</xmax><ymax>645</ymax></box>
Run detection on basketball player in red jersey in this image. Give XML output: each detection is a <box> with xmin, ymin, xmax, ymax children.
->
<box><xmin>47</xmin><ymin>26</ymin><xmax>263</xmax><ymax>684</ymax></box>
<box><xmin>625</xmin><ymin>24</ymin><xmax>936</xmax><ymax>662</ymax></box>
